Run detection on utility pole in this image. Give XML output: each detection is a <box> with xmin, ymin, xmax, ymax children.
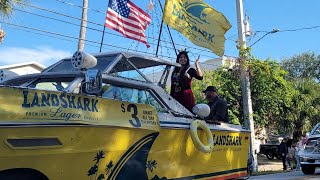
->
<box><xmin>236</xmin><ymin>0</ymin><xmax>257</xmax><ymax>172</ymax></box>
<box><xmin>78</xmin><ymin>0</ymin><xmax>88</xmax><ymax>51</ymax></box>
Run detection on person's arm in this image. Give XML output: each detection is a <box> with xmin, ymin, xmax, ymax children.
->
<box><xmin>187</xmin><ymin>68</ymin><xmax>203</xmax><ymax>80</ymax></box>
<box><xmin>195</xmin><ymin>58</ymin><xmax>203</xmax><ymax>77</ymax></box>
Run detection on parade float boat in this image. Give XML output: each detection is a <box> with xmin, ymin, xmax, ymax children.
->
<box><xmin>0</xmin><ymin>51</ymin><xmax>250</xmax><ymax>180</ymax></box>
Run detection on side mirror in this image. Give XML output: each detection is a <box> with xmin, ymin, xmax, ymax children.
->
<box><xmin>84</xmin><ymin>69</ymin><xmax>102</xmax><ymax>94</ymax></box>
<box><xmin>192</xmin><ymin>104</ymin><xmax>210</xmax><ymax>118</ymax></box>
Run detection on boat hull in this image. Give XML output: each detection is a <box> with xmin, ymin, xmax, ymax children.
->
<box><xmin>0</xmin><ymin>125</ymin><xmax>249</xmax><ymax>180</ymax></box>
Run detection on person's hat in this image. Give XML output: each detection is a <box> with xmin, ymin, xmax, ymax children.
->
<box><xmin>202</xmin><ymin>86</ymin><xmax>217</xmax><ymax>93</ymax></box>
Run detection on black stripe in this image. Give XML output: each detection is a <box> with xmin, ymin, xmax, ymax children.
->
<box><xmin>7</xmin><ymin>138</ymin><xmax>62</xmax><ymax>147</ymax></box>
<box><xmin>170</xmin><ymin>168</ymin><xmax>247</xmax><ymax>180</ymax></box>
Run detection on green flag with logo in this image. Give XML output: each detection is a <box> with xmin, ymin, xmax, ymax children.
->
<box><xmin>163</xmin><ymin>0</ymin><xmax>231</xmax><ymax>56</ymax></box>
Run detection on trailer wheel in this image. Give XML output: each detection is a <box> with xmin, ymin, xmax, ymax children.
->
<box><xmin>266</xmin><ymin>151</ymin><xmax>274</xmax><ymax>160</ymax></box>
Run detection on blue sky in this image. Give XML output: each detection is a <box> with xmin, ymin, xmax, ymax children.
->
<box><xmin>1</xmin><ymin>0</ymin><xmax>320</xmax><ymax>67</ymax></box>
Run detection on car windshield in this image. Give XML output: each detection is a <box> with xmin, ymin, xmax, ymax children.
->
<box><xmin>312</xmin><ymin>124</ymin><xmax>320</xmax><ymax>135</ymax></box>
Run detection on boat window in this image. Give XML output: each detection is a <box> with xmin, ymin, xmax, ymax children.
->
<box><xmin>28</xmin><ymin>78</ymin><xmax>74</xmax><ymax>91</ymax></box>
<box><xmin>109</xmin><ymin>58</ymin><xmax>168</xmax><ymax>83</ymax></box>
<box><xmin>109</xmin><ymin>58</ymin><xmax>147</xmax><ymax>81</ymax></box>
<box><xmin>101</xmin><ymin>84</ymin><xmax>165</xmax><ymax>112</ymax></box>
<box><xmin>46</xmin><ymin>55</ymin><xmax>117</xmax><ymax>73</ymax></box>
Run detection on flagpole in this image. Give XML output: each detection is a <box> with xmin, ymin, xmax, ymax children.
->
<box><xmin>99</xmin><ymin>25</ymin><xmax>106</xmax><ymax>52</ymax></box>
<box><xmin>155</xmin><ymin>20</ymin><xmax>163</xmax><ymax>57</ymax></box>
<box><xmin>100</xmin><ymin>0</ymin><xmax>110</xmax><ymax>52</ymax></box>
<box><xmin>157</xmin><ymin>0</ymin><xmax>177</xmax><ymax>56</ymax></box>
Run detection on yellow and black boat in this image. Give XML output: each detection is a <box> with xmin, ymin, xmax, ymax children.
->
<box><xmin>0</xmin><ymin>51</ymin><xmax>250</xmax><ymax>180</ymax></box>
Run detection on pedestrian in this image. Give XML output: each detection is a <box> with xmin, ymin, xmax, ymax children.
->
<box><xmin>170</xmin><ymin>49</ymin><xmax>203</xmax><ymax>112</ymax></box>
<box><xmin>295</xmin><ymin>132</ymin><xmax>308</xmax><ymax>171</ymax></box>
<box><xmin>279</xmin><ymin>138</ymin><xmax>288</xmax><ymax>170</ymax></box>
<box><xmin>287</xmin><ymin>143</ymin><xmax>296</xmax><ymax>170</ymax></box>
<box><xmin>202</xmin><ymin>86</ymin><xmax>228</xmax><ymax>123</ymax></box>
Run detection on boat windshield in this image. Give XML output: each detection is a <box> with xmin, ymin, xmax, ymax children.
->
<box><xmin>109</xmin><ymin>57</ymin><xmax>168</xmax><ymax>83</ymax></box>
<box><xmin>44</xmin><ymin>52</ymin><xmax>176</xmax><ymax>85</ymax></box>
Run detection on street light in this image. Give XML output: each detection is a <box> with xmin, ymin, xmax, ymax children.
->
<box><xmin>250</xmin><ymin>28</ymin><xmax>280</xmax><ymax>47</ymax></box>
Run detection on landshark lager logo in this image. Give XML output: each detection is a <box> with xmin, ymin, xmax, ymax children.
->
<box><xmin>182</xmin><ymin>1</ymin><xmax>211</xmax><ymax>24</ymax></box>
<box><xmin>163</xmin><ymin>0</ymin><xmax>231</xmax><ymax>56</ymax></box>
<box><xmin>21</xmin><ymin>90</ymin><xmax>99</xmax><ymax>112</ymax></box>
<box><xmin>21</xmin><ymin>90</ymin><xmax>99</xmax><ymax>121</ymax></box>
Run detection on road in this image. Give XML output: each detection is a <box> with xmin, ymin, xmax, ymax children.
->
<box><xmin>248</xmin><ymin>169</ymin><xmax>320</xmax><ymax>180</ymax></box>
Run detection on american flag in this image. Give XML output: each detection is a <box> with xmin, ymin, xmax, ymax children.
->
<box><xmin>105</xmin><ymin>0</ymin><xmax>151</xmax><ymax>47</ymax></box>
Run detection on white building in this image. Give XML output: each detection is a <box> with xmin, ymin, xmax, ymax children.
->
<box><xmin>202</xmin><ymin>56</ymin><xmax>239</xmax><ymax>71</ymax></box>
<box><xmin>0</xmin><ymin>62</ymin><xmax>46</xmax><ymax>82</ymax></box>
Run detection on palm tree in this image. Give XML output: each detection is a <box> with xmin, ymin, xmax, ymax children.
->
<box><xmin>0</xmin><ymin>0</ymin><xmax>24</xmax><ymax>17</ymax></box>
<box><xmin>0</xmin><ymin>26</ymin><xmax>4</xmax><ymax>44</ymax></box>
<box><xmin>0</xmin><ymin>0</ymin><xmax>26</xmax><ymax>43</ymax></box>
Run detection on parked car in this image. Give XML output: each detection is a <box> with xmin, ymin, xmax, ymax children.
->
<box><xmin>299</xmin><ymin>122</ymin><xmax>320</xmax><ymax>175</ymax></box>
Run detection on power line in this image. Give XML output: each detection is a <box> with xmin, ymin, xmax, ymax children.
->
<box><xmin>53</xmin><ymin>0</ymin><xmax>106</xmax><ymax>14</ymax></box>
<box><xmin>0</xmin><ymin>21</ymin><xmax>181</xmax><ymax>59</ymax></box>
<box><xmin>281</xmin><ymin>25</ymin><xmax>320</xmax><ymax>32</ymax></box>
<box><xmin>12</xmin><ymin>1</ymin><xmax>228</xmax><ymax>60</ymax></box>
<box><xmin>4</xmin><ymin>25</ymin><xmax>101</xmax><ymax>48</ymax></box>
<box><xmin>13</xmin><ymin>8</ymin><xmax>102</xmax><ymax>33</ymax></box>
<box><xmin>54</xmin><ymin>0</ymin><xmax>218</xmax><ymax>56</ymax></box>
<box><xmin>18</xmin><ymin>1</ymin><xmax>102</xmax><ymax>27</ymax></box>
<box><xmin>55</xmin><ymin>0</ymin><xmax>107</xmax><ymax>15</ymax></box>
<box><xmin>18</xmin><ymin>2</ymin><xmax>215</xmax><ymax>57</ymax></box>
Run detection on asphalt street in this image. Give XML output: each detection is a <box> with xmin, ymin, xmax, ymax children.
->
<box><xmin>248</xmin><ymin>169</ymin><xmax>320</xmax><ymax>180</ymax></box>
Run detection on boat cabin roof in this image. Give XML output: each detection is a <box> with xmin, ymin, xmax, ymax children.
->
<box><xmin>43</xmin><ymin>51</ymin><xmax>180</xmax><ymax>74</ymax></box>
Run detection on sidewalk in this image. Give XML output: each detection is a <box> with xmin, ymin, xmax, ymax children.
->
<box><xmin>257</xmin><ymin>154</ymin><xmax>283</xmax><ymax>172</ymax></box>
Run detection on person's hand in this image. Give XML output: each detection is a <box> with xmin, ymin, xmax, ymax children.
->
<box><xmin>282</xmin><ymin>153</ymin><xmax>285</xmax><ymax>156</ymax></box>
<box><xmin>195</xmin><ymin>58</ymin><xmax>200</xmax><ymax>67</ymax></box>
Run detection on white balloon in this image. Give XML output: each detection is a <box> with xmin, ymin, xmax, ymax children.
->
<box><xmin>192</xmin><ymin>104</ymin><xmax>210</xmax><ymax>118</ymax></box>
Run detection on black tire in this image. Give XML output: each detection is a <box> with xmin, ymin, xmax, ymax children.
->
<box><xmin>266</xmin><ymin>151</ymin><xmax>274</xmax><ymax>160</ymax></box>
<box><xmin>0</xmin><ymin>169</ymin><xmax>48</xmax><ymax>180</ymax></box>
<box><xmin>301</xmin><ymin>166</ymin><xmax>315</xmax><ymax>175</ymax></box>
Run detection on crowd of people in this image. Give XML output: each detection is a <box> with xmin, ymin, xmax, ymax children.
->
<box><xmin>279</xmin><ymin>133</ymin><xmax>308</xmax><ymax>171</ymax></box>
<box><xmin>170</xmin><ymin>49</ymin><xmax>229</xmax><ymax>123</ymax></box>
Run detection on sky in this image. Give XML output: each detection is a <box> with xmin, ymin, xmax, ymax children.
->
<box><xmin>1</xmin><ymin>0</ymin><xmax>320</xmax><ymax>67</ymax></box>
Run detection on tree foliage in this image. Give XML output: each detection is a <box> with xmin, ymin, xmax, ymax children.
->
<box><xmin>280</xmin><ymin>52</ymin><xmax>320</xmax><ymax>141</ymax></box>
<box><xmin>193</xmin><ymin>68</ymin><xmax>242</xmax><ymax>125</ymax></box>
<box><xmin>192</xmin><ymin>50</ymin><xmax>320</xmax><ymax>140</ymax></box>
<box><xmin>248</xmin><ymin>59</ymin><xmax>293</xmax><ymax>129</ymax></box>
<box><xmin>281</xmin><ymin>51</ymin><xmax>320</xmax><ymax>81</ymax></box>
<box><xmin>0</xmin><ymin>0</ymin><xmax>24</xmax><ymax>17</ymax></box>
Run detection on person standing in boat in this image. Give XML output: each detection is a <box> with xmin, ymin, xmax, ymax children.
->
<box><xmin>170</xmin><ymin>50</ymin><xmax>203</xmax><ymax>112</ymax></box>
<box><xmin>202</xmin><ymin>86</ymin><xmax>228</xmax><ymax>123</ymax></box>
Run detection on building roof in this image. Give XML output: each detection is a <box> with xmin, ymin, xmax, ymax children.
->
<box><xmin>0</xmin><ymin>61</ymin><xmax>46</xmax><ymax>71</ymax></box>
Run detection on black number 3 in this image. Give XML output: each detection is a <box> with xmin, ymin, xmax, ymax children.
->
<box><xmin>127</xmin><ymin>104</ymin><xmax>141</xmax><ymax>127</ymax></box>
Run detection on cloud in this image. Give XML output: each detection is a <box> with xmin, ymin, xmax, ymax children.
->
<box><xmin>0</xmin><ymin>47</ymin><xmax>72</xmax><ymax>66</ymax></box>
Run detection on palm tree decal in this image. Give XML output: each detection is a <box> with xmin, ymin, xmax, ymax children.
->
<box><xmin>105</xmin><ymin>161</ymin><xmax>114</xmax><ymax>175</ymax></box>
<box><xmin>146</xmin><ymin>160</ymin><xmax>157</xmax><ymax>172</ymax></box>
<box><xmin>87</xmin><ymin>151</ymin><xmax>106</xmax><ymax>180</ymax></box>
<box><xmin>94</xmin><ymin>151</ymin><xmax>105</xmax><ymax>163</ymax></box>
<box><xmin>97</xmin><ymin>174</ymin><xmax>105</xmax><ymax>180</ymax></box>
